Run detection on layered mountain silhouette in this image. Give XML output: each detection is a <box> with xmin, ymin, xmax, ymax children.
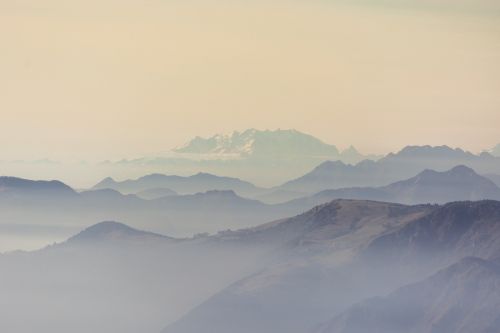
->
<box><xmin>162</xmin><ymin>200</ymin><xmax>500</xmax><ymax>333</ymax></box>
<box><xmin>284</xmin><ymin>165</ymin><xmax>500</xmax><ymax>209</ymax></box>
<box><xmin>3</xmin><ymin>166</ymin><xmax>500</xmax><ymax>240</ymax></box>
<box><xmin>1</xmin><ymin>198</ymin><xmax>500</xmax><ymax>333</ymax></box>
<box><xmin>0</xmin><ymin>176</ymin><xmax>273</xmax><ymax>240</ymax></box>
<box><xmin>379</xmin><ymin>165</ymin><xmax>500</xmax><ymax>203</ymax></box>
<box><xmin>280</xmin><ymin>145</ymin><xmax>500</xmax><ymax>193</ymax></box>
<box><xmin>0</xmin><ymin>117</ymin><xmax>498</xmax><ymax>333</ymax></box>
<box><xmin>0</xmin><ymin>177</ymin><xmax>298</xmax><ymax>236</ymax></box>
<box><xmin>0</xmin><ymin>177</ymin><xmax>77</xmax><ymax>198</ymax></box>
<box><xmin>107</xmin><ymin>129</ymin><xmax>380</xmax><ymax>186</ymax></box>
<box><xmin>91</xmin><ymin>164</ymin><xmax>500</xmax><ymax>206</ymax></box>
<box><xmin>93</xmin><ymin>172</ymin><xmax>263</xmax><ymax>197</ymax></box>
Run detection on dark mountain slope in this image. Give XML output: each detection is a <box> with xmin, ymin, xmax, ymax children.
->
<box><xmin>316</xmin><ymin>257</ymin><xmax>500</xmax><ymax>333</ymax></box>
<box><xmin>0</xmin><ymin>176</ymin><xmax>77</xmax><ymax>198</ymax></box>
<box><xmin>161</xmin><ymin>200</ymin><xmax>435</xmax><ymax>333</ymax></box>
<box><xmin>162</xmin><ymin>200</ymin><xmax>500</xmax><ymax>333</ymax></box>
<box><xmin>363</xmin><ymin>200</ymin><xmax>500</xmax><ymax>264</ymax></box>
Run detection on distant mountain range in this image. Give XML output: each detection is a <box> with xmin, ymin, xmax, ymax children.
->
<box><xmin>106</xmin><ymin>129</ymin><xmax>381</xmax><ymax>186</ymax></box>
<box><xmin>174</xmin><ymin>129</ymin><xmax>377</xmax><ymax>163</ymax></box>
<box><xmin>380</xmin><ymin>165</ymin><xmax>500</xmax><ymax>203</ymax></box>
<box><xmin>2</xmin><ymin>164</ymin><xmax>500</xmax><ymax>240</ymax></box>
<box><xmin>92</xmin><ymin>156</ymin><xmax>500</xmax><ymax>205</ymax></box>
<box><xmin>174</xmin><ymin>129</ymin><xmax>338</xmax><ymax>157</ymax></box>
<box><xmin>286</xmin><ymin>165</ymin><xmax>500</xmax><ymax>207</ymax></box>
<box><xmin>1</xmin><ymin>132</ymin><xmax>496</xmax><ymax>190</ymax></box>
<box><xmin>99</xmin><ymin>132</ymin><xmax>499</xmax><ymax>189</ymax></box>
<box><xmin>92</xmin><ymin>172</ymin><xmax>263</xmax><ymax>197</ymax></box>
<box><xmin>0</xmin><ymin>176</ymin><xmax>303</xmax><ymax>236</ymax></box>
<box><xmin>279</xmin><ymin>145</ymin><xmax>500</xmax><ymax>193</ymax></box>
<box><xmin>0</xmin><ymin>185</ymin><xmax>291</xmax><ymax>237</ymax></box>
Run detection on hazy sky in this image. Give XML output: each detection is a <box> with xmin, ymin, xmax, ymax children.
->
<box><xmin>1</xmin><ymin>0</ymin><xmax>499</xmax><ymax>161</ymax></box>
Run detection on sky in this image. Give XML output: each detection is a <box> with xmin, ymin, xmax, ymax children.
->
<box><xmin>1</xmin><ymin>0</ymin><xmax>500</xmax><ymax>162</ymax></box>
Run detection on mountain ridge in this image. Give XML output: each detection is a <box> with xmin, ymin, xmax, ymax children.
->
<box><xmin>283</xmin><ymin>165</ymin><xmax>500</xmax><ymax>208</ymax></box>
<box><xmin>67</xmin><ymin>221</ymin><xmax>171</xmax><ymax>244</ymax></box>
<box><xmin>92</xmin><ymin>172</ymin><xmax>263</xmax><ymax>196</ymax></box>
<box><xmin>0</xmin><ymin>176</ymin><xmax>77</xmax><ymax>196</ymax></box>
<box><xmin>279</xmin><ymin>146</ymin><xmax>500</xmax><ymax>193</ymax></box>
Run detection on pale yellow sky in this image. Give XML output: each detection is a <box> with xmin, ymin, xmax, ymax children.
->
<box><xmin>1</xmin><ymin>0</ymin><xmax>499</xmax><ymax>161</ymax></box>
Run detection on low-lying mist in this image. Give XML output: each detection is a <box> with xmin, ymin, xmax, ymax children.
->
<box><xmin>0</xmin><ymin>223</ymin><xmax>277</xmax><ymax>332</ymax></box>
<box><xmin>2</xmin><ymin>199</ymin><xmax>499</xmax><ymax>333</ymax></box>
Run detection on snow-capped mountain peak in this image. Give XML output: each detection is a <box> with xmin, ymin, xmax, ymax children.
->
<box><xmin>173</xmin><ymin>128</ymin><xmax>339</xmax><ymax>158</ymax></box>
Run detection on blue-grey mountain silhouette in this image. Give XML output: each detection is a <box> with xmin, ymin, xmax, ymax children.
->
<box><xmin>280</xmin><ymin>146</ymin><xmax>500</xmax><ymax>193</ymax></box>
<box><xmin>93</xmin><ymin>172</ymin><xmax>263</xmax><ymax>197</ymax></box>
<box><xmin>0</xmin><ymin>176</ymin><xmax>77</xmax><ymax>198</ymax></box>
<box><xmin>283</xmin><ymin>165</ymin><xmax>500</xmax><ymax>210</ymax></box>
